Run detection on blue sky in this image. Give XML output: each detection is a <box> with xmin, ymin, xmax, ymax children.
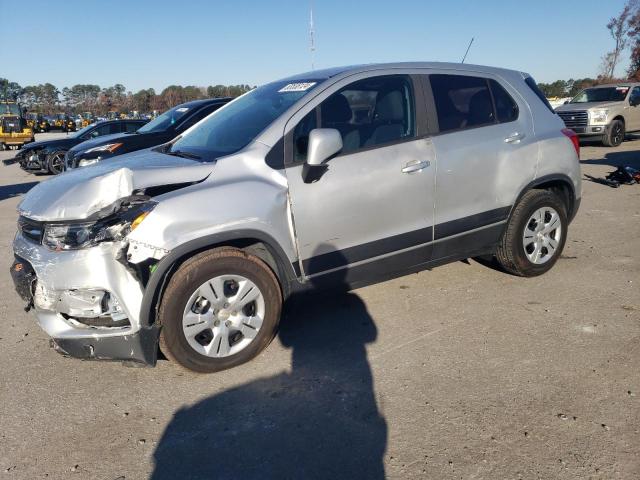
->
<box><xmin>0</xmin><ymin>0</ymin><xmax>630</xmax><ymax>92</ymax></box>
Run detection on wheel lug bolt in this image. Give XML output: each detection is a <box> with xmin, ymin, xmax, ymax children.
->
<box><xmin>225</xmin><ymin>320</ymin><xmax>232</xmax><ymax>327</ymax></box>
<box><xmin>214</xmin><ymin>320</ymin><xmax>220</xmax><ymax>327</ymax></box>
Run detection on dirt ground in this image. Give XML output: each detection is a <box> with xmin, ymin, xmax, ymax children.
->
<box><xmin>0</xmin><ymin>133</ymin><xmax>638</xmax><ymax>479</ymax></box>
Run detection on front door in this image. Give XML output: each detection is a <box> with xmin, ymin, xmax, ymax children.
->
<box><xmin>626</xmin><ymin>86</ymin><xmax>640</xmax><ymax>131</ymax></box>
<box><xmin>284</xmin><ymin>74</ymin><xmax>435</xmax><ymax>285</ymax></box>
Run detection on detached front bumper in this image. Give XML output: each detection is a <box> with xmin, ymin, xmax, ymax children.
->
<box><xmin>16</xmin><ymin>152</ymin><xmax>48</xmax><ymax>172</ymax></box>
<box><xmin>11</xmin><ymin>233</ymin><xmax>159</xmax><ymax>365</ymax></box>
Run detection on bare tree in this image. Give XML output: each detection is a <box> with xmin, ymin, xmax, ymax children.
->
<box><xmin>602</xmin><ymin>1</ymin><xmax>636</xmax><ymax>79</ymax></box>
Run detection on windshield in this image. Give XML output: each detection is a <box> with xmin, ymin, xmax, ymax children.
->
<box><xmin>137</xmin><ymin>104</ymin><xmax>193</xmax><ymax>133</ymax></box>
<box><xmin>0</xmin><ymin>103</ymin><xmax>21</xmax><ymax>115</ymax></box>
<box><xmin>571</xmin><ymin>87</ymin><xmax>630</xmax><ymax>103</ymax></box>
<box><xmin>169</xmin><ymin>79</ymin><xmax>321</xmax><ymax>161</ymax></box>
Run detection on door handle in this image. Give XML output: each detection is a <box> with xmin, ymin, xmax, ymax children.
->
<box><xmin>402</xmin><ymin>160</ymin><xmax>430</xmax><ymax>174</ymax></box>
<box><xmin>504</xmin><ymin>132</ymin><xmax>526</xmax><ymax>144</ymax></box>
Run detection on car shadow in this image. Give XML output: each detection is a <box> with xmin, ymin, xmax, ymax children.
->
<box><xmin>0</xmin><ymin>182</ymin><xmax>39</xmax><ymax>202</ymax></box>
<box><xmin>580</xmin><ymin>148</ymin><xmax>640</xmax><ymax>169</ymax></box>
<box><xmin>150</xmin><ymin>247</ymin><xmax>387</xmax><ymax>480</ymax></box>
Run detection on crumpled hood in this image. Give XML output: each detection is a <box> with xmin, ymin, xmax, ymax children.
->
<box><xmin>18</xmin><ymin>149</ymin><xmax>216</xmax><ymax>221</ymax></box>
<box><xmin>19</xmin><ymin>137</ymin><xmax>74</xmax><ymax>154</ymax></box>
<box><xmin>556</xmin><ymin>101</ymin><xmax>621</xmax><ymax>112</ymax></box>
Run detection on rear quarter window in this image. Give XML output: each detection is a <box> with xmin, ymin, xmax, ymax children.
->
<box><xmin>524</xmin><ymin>77</ymin><xmax>555</xmax><ymax>113</ymax></box>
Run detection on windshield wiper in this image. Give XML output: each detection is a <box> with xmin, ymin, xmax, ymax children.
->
<box><xmin>166</xmin><ymin>150</ymin><xmax>201</xmax><ymax>160</ymax></box>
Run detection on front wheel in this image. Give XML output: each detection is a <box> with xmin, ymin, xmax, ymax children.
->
<box><xmin>47</xmin><ymin>150</ymin><xmax>66</xmax><ymax>175</ymax></box>
<box><xmin>495</xmin><ymin>190</ymin><xmax>567</xmax><ymax>277</ymax></box>
<box><xmin>602</xmin><ymin>120</ymin><xmax>625</xmax><ymax>147</ymax></box>
<box><xmin>158</xmin><ymin>248</ymin><xmax>282</xmax><ymax>373</ymax></box>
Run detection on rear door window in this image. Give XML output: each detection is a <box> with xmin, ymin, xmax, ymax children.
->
<box><xmin>430</xmin><ymin>74</ymin><xmax>496</xmax><ymax>132</ymax></box>
<box><xmin>125</xmin><ymin>122</ymin><xmax>140</xmax><ymax>133</ymax></box>
<box><xmin>90</xmin><ymin>123</ymin><xmax>113</xmax><ymax>138</ymax></box>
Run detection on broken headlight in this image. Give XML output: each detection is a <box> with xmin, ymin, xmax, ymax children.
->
<box><xmin>42</xmin><ymin>200</ymin><xmax>156</xmax><ymax>251</ymax></box>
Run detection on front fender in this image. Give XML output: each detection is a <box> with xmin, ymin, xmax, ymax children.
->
<box><xmin>137</xmin><ymin>229</ymin><xmax>300</xmax><ymax>327</ymax></box>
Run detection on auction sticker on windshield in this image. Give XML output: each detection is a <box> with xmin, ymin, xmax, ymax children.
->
<box><xmin>278</xmin><ymin>82</ymin><xmax>316</xmax><ymax>93</ymax></box>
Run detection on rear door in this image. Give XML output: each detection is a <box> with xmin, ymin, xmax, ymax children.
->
<box><xmin>425</xmin><ymin>73</ymin><xmax>537</xmax><ymax>260</ymax></box>
<box><xmin>284</xmin><ymin>73</ymin><xmax>436</xmax><ymax>285</ymax></box>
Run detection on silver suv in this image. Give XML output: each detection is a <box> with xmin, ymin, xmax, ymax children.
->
<box><xmin>555</xmin><ymin>82</ymin><xmax>640</xmax><ymax>147</ymax></box>
<box><xmin>11</xmin><ymin>63</ymin><xmax>582</xmax><ymax>373</ymax></box>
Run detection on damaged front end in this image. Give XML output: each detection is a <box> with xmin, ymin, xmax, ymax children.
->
<box><xmin>12</xmin><ymin>196</ymin><xmax>161</xmax><ymax>365</ymax></box>
<box><xmin>11</xmin><ymin>157</ymin><xmax>215</xmax><ymax>366</ymax></box>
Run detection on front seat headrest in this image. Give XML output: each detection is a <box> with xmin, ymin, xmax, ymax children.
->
<box><xmin>375</xmin><ymin>91</ymin><xmax>404</xmax><ymax>122</ymax></box>
<box><xmin>323</xmin><ymin>94</ymin><xmax>352</xmax><ymax>124</ymax></box>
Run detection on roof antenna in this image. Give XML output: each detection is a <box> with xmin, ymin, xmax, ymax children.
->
<box><xmin>309</xmin><ymin>1</ymin><xmax>316</xmax><ymax>70</ymax></box>
<box><xmin>461</xmin><ymin>37</ymin><xmax>474</xmax><ymax>64</ymax></box>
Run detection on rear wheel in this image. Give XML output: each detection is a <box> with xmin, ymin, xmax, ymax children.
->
<box><xmin>158</xmin><ymin>248</ymin><xmax>282</xmax><ymax>373</ymax></box>
<box><xmin>47</xmin><ymin>151</ymin><xmax>66</xmax><ymax>175</ymax></box>
<box><xmin>495</xmin><ymin>190</ymin><xmax>567</xmax><ymax>277</ymax></box>
<box><xmin>603</xmin><ymin>119</ymin><xmax>625</xmax><ymax>147</ymax></box>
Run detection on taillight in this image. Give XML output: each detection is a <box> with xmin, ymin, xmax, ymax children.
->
<box><xmin>562</xmin><ymin>128</ymin><xmax>580</xmax><ymax>158</ymax></box>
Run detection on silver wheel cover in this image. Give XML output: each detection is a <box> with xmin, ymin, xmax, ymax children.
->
<box><xmin>181</xmin><ymin>274</ymin><xmax>265</xmax><ymax>358</ymax></box>
<box><xmin>523</xmin><ymin>206</ymin><xmax>562</xmax><ymax>265</ymax></box>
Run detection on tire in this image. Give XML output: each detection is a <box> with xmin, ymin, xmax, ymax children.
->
<box><xmin>602</xmin><ymin>119</ymin><xmax>625</xmax><ymax>147</ymax></box>
<box><xmin>158</xmin><ymin>248</ymin><xmax>282</xmax><ymax>373</ymax></box>
<box><xmin>495</xmin><ymin>189</ymin><xmax>567</xmax><ymax>277</ymax></box>
<box><xmin>47</xmin><ymin>150</ymin><xmax>66</xmax><ymax>175</ymax></box>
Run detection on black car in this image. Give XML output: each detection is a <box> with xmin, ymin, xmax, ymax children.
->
<box><xmin>66</xmin><ymin>98</ymin><xmax>231</xmax><ymax>169</ymax></box>
<box><xmin>9</xmin><ymin>119</ymin><xmax>147</xmax><ymax>174</ymax></box>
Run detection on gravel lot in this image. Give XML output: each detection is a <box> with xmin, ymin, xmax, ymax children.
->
<box><xmin>0</xmin><ymin>133</ymin><xmax>638</xmax><ymax>479</ymax></box>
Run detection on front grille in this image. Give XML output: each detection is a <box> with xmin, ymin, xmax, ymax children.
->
<box><xmin>18</xmin><ymin>216</ymin><xmax>44</xmax><ymax>244</ymax></box>
<box><xmin>557</xmin><ymin>110</ymin><xmax>588</xmax><ymax>128</ymax></box>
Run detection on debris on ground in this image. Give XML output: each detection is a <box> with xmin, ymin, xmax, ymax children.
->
<box><xmin>585</xmin><ymin>165</ymin><xmax>640</xmax><ymax>188</ymax></box>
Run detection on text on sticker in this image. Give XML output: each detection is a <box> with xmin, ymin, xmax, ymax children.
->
<box><xmin>278</xmin><ymin>82</ymin><xmax>317</xmax><ymax>93</ymax></box>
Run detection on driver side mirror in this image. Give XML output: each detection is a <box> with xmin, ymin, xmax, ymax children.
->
<box><xmin>563</xmin><ymin>100</ymin><xmax>569</xmax><ymax>105</ymax></box>
<box><xmin>302</xmin><ymin>128</ymin><xmax>343</xmax><ymax>184</ymax></box>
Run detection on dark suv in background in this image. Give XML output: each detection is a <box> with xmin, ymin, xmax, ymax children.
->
<box><xmin>65</xmin><ymin>98</ymin><xmax>231</xmax><ymax>169</ymax></box>
<box><xmin>10</xmin><ymin>119</ymin><xmax>147</xmax><ymax>174</ymax></box>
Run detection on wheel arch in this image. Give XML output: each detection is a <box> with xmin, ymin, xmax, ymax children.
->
<box><xmin>138</xmin><ymin>230</ymin><xmax>300</xmax><ymax>327</ymax></box>
<box><xmin>511</xmin><ymin>174</ymin><xmax>577</xmax><ymax>223</ymax></box>
<box><xmin>612</xmin><ymin>115</ymin><xmax>625</xmax><ymax>125</ymax></box>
